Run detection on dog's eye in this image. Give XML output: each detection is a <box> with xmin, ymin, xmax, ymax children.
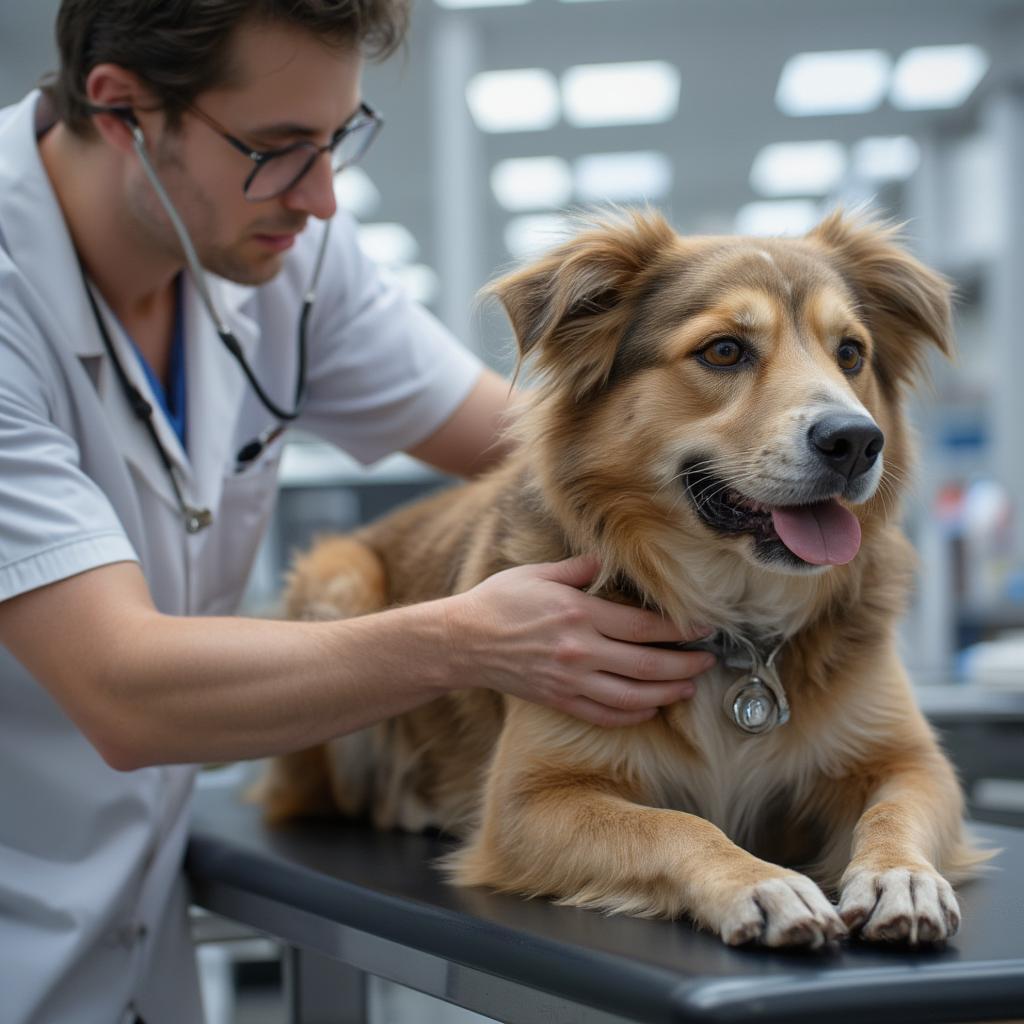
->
<box><xmin>837</xmin><ymin>339</ymin><xmax>864</xmax><ymax>373</ymax></box>
<box><xmin>699</xmin><ymin>338</ymin><xmax>746</xmax><ymax>368</ymax></box>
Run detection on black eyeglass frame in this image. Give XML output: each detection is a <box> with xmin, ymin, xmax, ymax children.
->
<box><xmin>188</xmin><ymin>101</ymin><xmax>383</xmax><ymax>201</ymax></box>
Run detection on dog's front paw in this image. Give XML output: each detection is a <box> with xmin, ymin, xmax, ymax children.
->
<box><xmin>720</xmin><ymin>873</ymin><xmax>847</xmax><ymax>949</ymax></box>
<box><xmin>839</xmin><ymin>866</ymin><xmax>960</xmax><ymax>944</ymax></box>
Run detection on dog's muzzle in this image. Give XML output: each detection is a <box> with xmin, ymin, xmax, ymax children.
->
<box><xmin>807</xmin><ymin>413</ymin><xmax>883</xmax><ymax>482</ymax></box>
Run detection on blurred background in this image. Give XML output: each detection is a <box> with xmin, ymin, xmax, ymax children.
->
<box><xmin>4</xmin><ymin>0</ymin><xmax>1023</xmax><ymax>684</ymax></box>
<box><xmin>4</xmin><ymin>1</ymin><xmax>1024</xmax><ymax>1018</ymax></box>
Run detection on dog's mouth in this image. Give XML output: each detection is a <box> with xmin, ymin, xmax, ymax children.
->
<box><xmin>683</xmin><ymin>468</ymin><xmax>862</xmax><ymax>566</ymax></box>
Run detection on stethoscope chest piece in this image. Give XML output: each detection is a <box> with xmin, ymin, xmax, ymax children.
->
<box><xmin>184</xmin><ymin>507</ymin><xmax>214</xmax><ymax>534</ymax></box>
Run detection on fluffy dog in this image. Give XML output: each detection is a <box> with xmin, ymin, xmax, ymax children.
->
<box><xmin>260</xmin><ymin>211</ymin><xmax>988</xmax><ymax>947</ymax></box>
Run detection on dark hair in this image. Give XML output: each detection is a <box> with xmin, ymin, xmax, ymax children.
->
<box><xmin>46</xmin><ymin>0</ymin><xmax>411</xmax><ymax>136</ymax></box>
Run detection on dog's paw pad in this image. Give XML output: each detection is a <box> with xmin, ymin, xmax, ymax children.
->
<box><xmin>840</xmin><ymin>867</ymin><xmax>959</xmax><ymax>945</ymax></box>
<box><xmin>722</xmin><ymin>874</ymin><xmax>846</xmax><ymax>949</ymax></box>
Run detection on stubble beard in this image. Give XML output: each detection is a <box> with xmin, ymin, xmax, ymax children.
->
<box><xmin>131</xmin><ymin>133</ymin><xmax>291</xmax><ymax>287</ymax></box>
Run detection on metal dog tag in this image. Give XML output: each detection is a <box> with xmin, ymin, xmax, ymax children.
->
<box><xmin>723</xmin><ymin>658</ymin><xmax>790</xmax><ymax>736</ymax></box>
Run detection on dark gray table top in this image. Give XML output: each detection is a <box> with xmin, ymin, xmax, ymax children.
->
<box><xmin>187</xmin><ymin>784</ymin><xmax>1024</xmax><ymax>1024</ymax></box>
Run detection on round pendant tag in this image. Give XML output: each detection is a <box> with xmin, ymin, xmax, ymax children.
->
<box><xmin>726</xmin><ymin>675</ymin><xmax>781</xmax><ymax>735</ymax></box>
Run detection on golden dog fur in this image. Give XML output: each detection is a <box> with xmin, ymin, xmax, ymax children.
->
<box><xmin>259</xmin><ymin>211</ymin><xmax>989</xmax><ymax>947</ymax></box>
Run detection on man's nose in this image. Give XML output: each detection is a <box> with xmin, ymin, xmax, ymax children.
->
<box><xmin>282</xmin><ymin>153</ymin><xmax>338</xmax><ymax>221</ymax></box>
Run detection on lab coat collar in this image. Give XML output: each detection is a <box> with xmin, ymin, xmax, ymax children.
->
<box><xmin>183</xmin><ymin>277</ymin><xmax>261</xmax><ymax>514</ymax></box>
<box><xmin>0</xmin><ymin>92</ymin><xmax>260</xmax><ymax>355</ymax></box>
<box><xmin>83</xmin><ymin>273</ymin><xmax>261</xmax><ymax>522</ymax></box>
<box><xmin>0</xmin><ymin>92</ymin><xmax>105</xmax><ymax>360</ymax></box>
<box><xmin>0</xmin><ymin>90</ymin><xmax>264</xmax><ymax>518</ymax></box>
<box><xmin>0</xmin><ymin>92</ymin><xmax>180</xmax><ymax>508</ymax></box>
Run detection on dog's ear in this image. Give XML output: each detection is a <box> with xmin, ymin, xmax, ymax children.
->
<box><xmin>806</xmin><ymin>210</ymin><xmax>954</xmax><ymax>392</ymax></box>
<box><xmin>486</xmin><ymin>211</ymin><xmax>677</xmax><ymax>400</ymax></box>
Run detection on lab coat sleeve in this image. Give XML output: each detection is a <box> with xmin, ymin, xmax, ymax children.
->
<box><xmin>292</xmin><ymin>217</ymin><xmax>485</xmax><ymax>465</ymax></box>
<box><xmin>0</xmin><ymin>316</ymin><xmax>138</xmax><ymax>604</ymax></box>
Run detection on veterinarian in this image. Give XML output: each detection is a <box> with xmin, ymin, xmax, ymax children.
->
<box><xmin>0</xmin><ymin>2</ymin><xmax>718</xmax><ymax>1022</ymax></box>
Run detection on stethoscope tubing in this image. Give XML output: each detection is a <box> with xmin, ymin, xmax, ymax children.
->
<box><xmin>127</xmin><ymin>122</ymin><xmax>331</xmax><ymax>422</ymax></box>
<box><xmin>75</xmin><ymin>119</ymin><xmax>335</xmax><ymax>531</ymax></box>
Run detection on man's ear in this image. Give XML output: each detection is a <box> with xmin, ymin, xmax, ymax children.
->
<box><xmin>806</xmin><ymin>210</ymin><xmax>954</xmax><ymax>392</ymax></box>
<box><xmin>485</xmin><ymin>211</ymin><xmax>678</xmax><ymax>401</ymax></box>
<box><xmin>84</xmin><ymin>64</ymin><xmax>153</xmax><ymax>150</ymax></box>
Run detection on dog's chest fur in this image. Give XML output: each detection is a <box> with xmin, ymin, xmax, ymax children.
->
<box><xmin>644</xmin><ymin>664</ymin><xmax>813</xmax><ymax>854</ymax></box>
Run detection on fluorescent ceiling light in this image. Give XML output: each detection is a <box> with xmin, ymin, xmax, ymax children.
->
<box><xmin>562</xmin><ymin>61</ymin><xmax>680</xmax><ymax>127</ymax></box>
<box><xmin>749</xmin><ymin>140</ymin><xmax>846</xmax><ymax>197</ymax></box>
<box><xmin>735</xmin><ymin>200</ymin><xmax>822</xmax><ymax>237</ymax></box>
<box><xmin>357</xmin><ymin>223</ymin><xmax>418</xmax><ymax>267</ymax></box>
<box><xmin>435</xmin><ymin>0</ymin><xmax>530</xmax><ymax>7</ymax></box>
<box><xmin>776</xmin><ymin>49</ymin><xmax>891</xmax><ymax>116</ymax></box>
<box><xmin>466</xmin><ymin>69</ymin><xmax>560</xmax><ymax>133</ymax></box>
<box><xmin>852</xmin><ymin>136</ymin><xmax>920</xmax><ymax>182</ymax></box>
<box><xmin>333</xmin><ymin>168</ymin><xmax>380</xmax><ymax>219</ymax></box>
<box><xmin>890</xmin><ymin>45</ymin><xmax>989</xmax><ymax>110</ymax></box>
<box><xmin>504</xmin><ymin>214</ymin><xmax>571</xmax><ymax>260</ymax></box>
<box><xmin>394</xmin><ymin>264</ymin><xmax>440</xmax><ymax>306</ymax></box>
<box><xmin>491</xmin><ymin>157</ymin><xmax>573</xmax><ymax>211</ymax></box>
<box><xmin>574</xmin><ymin>150</ymin><xmax>672</xmax><ymax>203</ymax></box>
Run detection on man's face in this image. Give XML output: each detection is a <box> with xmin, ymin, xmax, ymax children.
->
<box><xmin>130</xmin><ymin>19</ymin><xmax>363</xmax><ymax>285</ymax></box>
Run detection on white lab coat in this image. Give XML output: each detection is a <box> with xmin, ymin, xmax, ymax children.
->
<box><xmin>0</xmin><ymin>91</ymin><xmax>483</xmax><ymax>1024</ymax></box>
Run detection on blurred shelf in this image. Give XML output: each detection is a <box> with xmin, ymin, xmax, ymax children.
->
<box><xmin>279</xmin><ymin>439</ymin><xmax>441</xmax><ymax>490</ymax></box>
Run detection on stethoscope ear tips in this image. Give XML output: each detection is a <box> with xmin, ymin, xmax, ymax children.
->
<box><xmin>86</xmin><ymin>103</ymin><xmax>139</xmax><ymax>127</ymax></box>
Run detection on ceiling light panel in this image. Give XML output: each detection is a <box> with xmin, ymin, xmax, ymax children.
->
<box><xmin>357</xmin><ymin>223</ymin><xmax>419</xmax><ymax>267</ymax></box>
<box><xmin>466</xmin><ymin>69</ymin><xmax>560</xmax><ymax>133</ymax></box>
<box><xmin>734</xmin><ymin>200</ymin><xmax>822</xmax><ymax>237</ymax></box>
<box><xmin>436</xmin><ymin>0</ymin><xmax>529</xmax><ymax>6</ymax></box>
<box><xmin>749</xmin><ymin>141</ymin><xmax>846</xmax><ymax>197</ymax></box>
<box><xmin>394</xmin><ymin>264</ymin><xmax>440</xmax><ymax>306</ymax></box>
<box><xmin>574</xmin><ymin>151</ymin><xmax>672</xmax><ymax>203</ymax></box>
<box><xmin>775</xmin><ymin>49</ymin><xmax>891</xmax><ymax>116</ymax></box>
<box><xmin>890</xmin><ymin>44</ymin><xmax>990</xmax><ymax>110</ymax></box>
<box><xmin>562</xmin><ymin>61</ymin><xmax>680</xmax><ymax>127</ymax></box>
<box><xmin>491</xmin><ymin>157</ymin><xmax>573</xmax><ymax>211</ymax></box>
<box><xmin>333</xmin><ymin>168</ymin><xmax>380</xmax><ymax>219</ymax></box>
<box><xmin>852</xmin><ymin>136</ymin><xmax>921</xmax><ymax>182</ymax></box>
<box><xmin>504</xmin><ymin>214</ymin><xmax>571</xmax><ymax>260</ymax></box>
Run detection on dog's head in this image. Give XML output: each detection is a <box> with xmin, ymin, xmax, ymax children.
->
<box><xmin>490</xmin><ymin>210</ymin><xmax>951</xmax><ymax>588</ymax></box>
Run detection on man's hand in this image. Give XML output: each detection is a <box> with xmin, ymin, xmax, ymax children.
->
<box><xmin>446</xmin><ymin>555</ymin><xmax>714</xmax><ymax>727</ymax></box>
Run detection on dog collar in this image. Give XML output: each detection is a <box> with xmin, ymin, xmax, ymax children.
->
<box><xmin>682</xmin><ymin>632</ymin><xmax>790</xmax><ymax>736</ymax></box>
<box><xmin>605</xmin><ymin>573</ymin><xmax>791</xmax><ymax>736</ymax></box>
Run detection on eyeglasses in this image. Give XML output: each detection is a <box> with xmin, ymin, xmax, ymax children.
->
<box><xmin>188</xmin><ymin>101</ymin><xmax>383</xmax><ymax>201</ymax></box>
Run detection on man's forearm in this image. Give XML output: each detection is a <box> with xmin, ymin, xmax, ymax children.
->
<box><xmin>0</xmin><ymin>557</ymin><xmax>713</xmax><ymax>771</ymax></box>
<box><xmin>91</xmin><ymin>600</ymin><xmax>459</xmax><ymax>770</ymax></box>
<box><xmin>0</xmin><ymin>561</ymin><xmax>459</xmax><ymax>771</ymax></box>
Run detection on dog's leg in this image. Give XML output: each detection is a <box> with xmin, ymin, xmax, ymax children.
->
<box><xmin>837</xmin><ymin>744</ymin><xmax>988</xmax><ymax>944</ymax></box>
<box><xmin>448</xmin><ymin>714</ymin><xmax>846</xmax><ymax>947</ymax></box>
<box><xmin>248</xmin><ymin>744</ymin><xmax>338</xmax><ymax>823</ymax></box>
<box><xmin>256</xmin><ymin>538</ymin><xmax>390</xmax><ymax>822</ymax></box>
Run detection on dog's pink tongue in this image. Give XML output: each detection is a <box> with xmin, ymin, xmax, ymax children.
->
<box><xmin>770</xmin><ymin>500</ymin><xmax>861</xmax><ymax>565</ymax></box>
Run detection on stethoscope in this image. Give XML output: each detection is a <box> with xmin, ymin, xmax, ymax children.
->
<box><xmin>80</xmin><ymin>107</ymin><xmax>334</xmax><ymax>533</ymax></box>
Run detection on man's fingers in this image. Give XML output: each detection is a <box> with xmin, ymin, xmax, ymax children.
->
<box><xmin>582</xmin><ymin>675</ymin><xmax>697</xmax><ymax>712</ymax></box>
<box><xmin>537</xmin><ymin>554</ymin><xmax>602</xmax><ymax>589</ymax></box>
<box><xmin>582</xmin><ymin>593</ymin><xmax>711</xmax><ymax>646</ymax></box>
<box><xmin>584</xmin><ymin>637</ymin><xmax>715</xmax><ymax>683</ymax></box>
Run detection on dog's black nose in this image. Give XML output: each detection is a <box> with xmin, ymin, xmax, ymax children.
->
<box><xmin>808</xmin><ymin>414</ymin><xmax>884</xmax><ymax>480</ymax></box>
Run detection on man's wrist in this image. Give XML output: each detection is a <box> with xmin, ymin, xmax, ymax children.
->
<box><xmin>436</xmin><ymin>594</ymin><xmax>474</xmax><ymax>695</ymax></box>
